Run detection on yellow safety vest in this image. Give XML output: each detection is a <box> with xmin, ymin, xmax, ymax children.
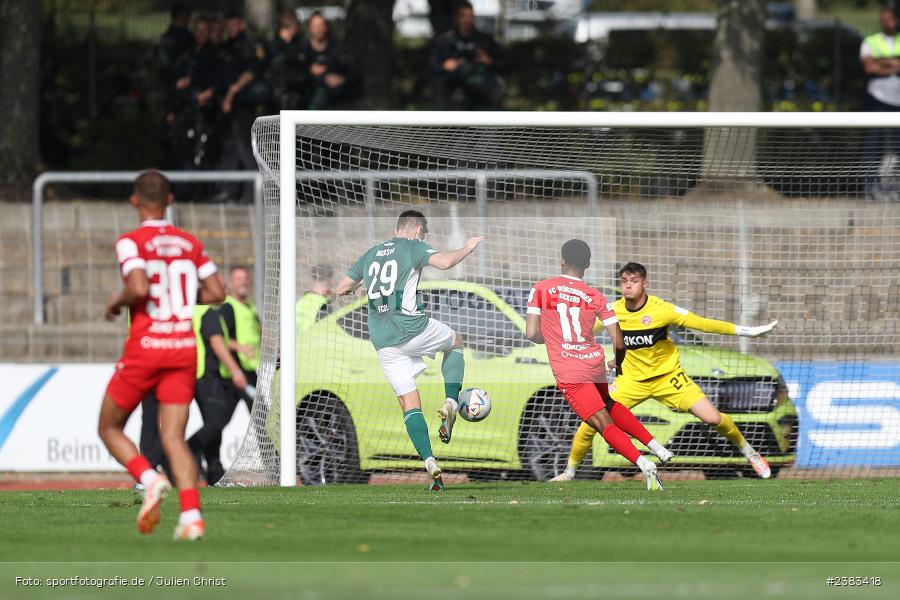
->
<box><xmin>193</xmin><ymin>304</ymin><xmax>231</xmax><ymax>379</ymax></box>
<box><xmin>866</xmin><ymin>33</ymin><xmax>900</xmax><ymax>59</ymax></box>
<box><xmin>224</xmin><ymin>295</ymin><xmax>261</xmax><ymax>373</ymax></box>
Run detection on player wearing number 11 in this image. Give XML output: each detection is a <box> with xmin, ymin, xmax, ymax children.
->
<box><xmin>335</xmin><ymin>210</ymin><xmax>486</xmax><ymax>491</ymax></box>
<box><xmin>526</xmin><ymin>240</ymin><xmax>673</xmax><ymax>490</ymax></box>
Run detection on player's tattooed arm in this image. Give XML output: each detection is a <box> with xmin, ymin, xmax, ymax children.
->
<box><xmin>606</xmin><ymin>322</ymin><xmax>626</xmax><ymax>375</ymax></box>
<box><xmin>105</xmin><ymin>270</ymin><xmax>149</xmax><ymax>320</ymax></box>
<box><xmin>525</xmin><ymin>312</ymin><xmax>544</xmax><ymax>344</ymax></box>
<box><xmin>335</xmin><ymin>275</ymin><xmax>362</xmax><ymax>298</ymax></box>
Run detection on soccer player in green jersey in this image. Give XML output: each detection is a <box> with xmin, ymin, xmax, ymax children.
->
<box><xmin>335</xmin><ymin>210</ymin><xmax>485</xmax><ymax>490</ymax></box>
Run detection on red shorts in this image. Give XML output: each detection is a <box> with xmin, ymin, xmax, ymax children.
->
<box><xmin>106</xmin><ymin>348</ymin><xmax>196</xmax><ymax>413</ymax></box>
<box><xmin>558</xmin><ymin>381</ymin><xmax>612</xmax><ymax>422</ymax></box>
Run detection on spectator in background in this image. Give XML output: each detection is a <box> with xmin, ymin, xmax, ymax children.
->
<box><xmin>215</xmin><ymin>10</ymin><xmax>269</xmax><ymax>201</ymax></box>
<box><xmin>268</xmin><ymin>9</ymin><xmax>310</xmax><ymax>110</ymax></box>
<box><xmin>430</xmin><ymin>1</ymin><xmax>504</xmax><ymax>110</ymax></box>
<box><xmin>300</xmin><ymin>12</ymin><xmax>363</xmax><ymax>110</ymax></box>
<box><xmin>861</xmin><ymin>5</ymin><xmax>900</xmax><ymax>197</ymax></box>
<box><xmin>168</xmin><ymin>15</ymin><xmax>222</xmax><ymax>178</ymax></box>
<box><xmin>297</xmin><ymin>264</ymin><xmax>334</xmax><ymax>329</ymax></box>
<box><xmin>157</xmin><ymin>3</ymin><xmax>195</xmax><ymax>169</ymax></box>
<box><xmin>209</xmin><ymin>14</ymin><xmax>225</xmax><ymax>49</ymax></box>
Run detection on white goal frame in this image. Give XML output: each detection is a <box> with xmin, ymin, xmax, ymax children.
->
<box><xmin>276</xmin><ymin>110</ymin><xmax>900</xmax><ymax>486</ymax></box>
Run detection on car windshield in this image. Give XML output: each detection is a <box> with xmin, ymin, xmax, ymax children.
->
<box><xmin>421</xmin><ymin>288</ymin><xmax>531</xmax><ymax>353</ymax></box>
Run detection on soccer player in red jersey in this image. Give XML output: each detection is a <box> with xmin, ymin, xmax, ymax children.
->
<box><xmin>526</xmin><ymin>239</ymin><xmax>673</xmax><ymax>490</ymax></box>
<box><xmin>98</xmin><ymin>171</ymin><xmax>225</xmax><ymax>540</ymax></box>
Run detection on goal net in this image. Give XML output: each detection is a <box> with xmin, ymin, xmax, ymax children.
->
<box><xmin>222</xmin><ymin>112</ymin><xmax>900</xmax><ymax>487</ymax></box>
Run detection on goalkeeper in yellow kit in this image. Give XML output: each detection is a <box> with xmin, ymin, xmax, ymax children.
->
<box><xmin>550</xmin><ymin>262</ymin><xmax>778</xmax><ymax>481</ymax></box>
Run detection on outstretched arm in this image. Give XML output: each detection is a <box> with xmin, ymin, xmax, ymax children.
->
<box><xmin>525</xmin><ymin>312</ymin><xmax>543</xmax><ymax>344</ymax></box>
<box><xmin>680</xmin><ymin>311</ymin><xmax>778</xmax><ymax>338</ymax></box>
<box><xmin>428</xmin><ymin>236</ymin><xmax>486</xmax><ymax>271</ymax></box>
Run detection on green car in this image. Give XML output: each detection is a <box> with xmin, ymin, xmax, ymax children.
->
<box><xmin>286</xmin><ymin>280</ymin><xmax>797</xmax><ymax>484</ymax></box>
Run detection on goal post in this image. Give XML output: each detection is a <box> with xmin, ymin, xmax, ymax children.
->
<box><xmin>228</xmin><ymin>110</ymin><xmax>900</xmax><ymax>488</ymax></box>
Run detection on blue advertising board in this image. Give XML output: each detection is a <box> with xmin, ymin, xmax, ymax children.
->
<box><xmin>775</xmin><ymin>361</ymin><xmax>900</xmax><ymax>468</ymax></box>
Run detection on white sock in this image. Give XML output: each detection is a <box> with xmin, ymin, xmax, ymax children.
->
<box><xmin>647</xmin><ymin>440</ymin><xmax>666</xmax><ymax>456</ymax></box>
<box><xmin>563</xmin><ymin>465</ymin><xmax>577</xmax><ymax>477</ymax></box>
<box><xmin>740</xmin><ymin>443</ymin><xmax>756</xmax><ymax>459</ymax></box>
<box><xmin>179</xmin><ymin>509</ymin><xmax>202</xmax><ymax>526</ymax></box>
<box><xmin>636</xmin><ymin>455</ymin><xmax>653</xmax><ymax>471</ymax></box>
<box><xmin>139</xmin><ymin>469</ymin><xmax>158</xmax><ymax>487</ymax></box>
<box><xmin>444</xmin><ymin>397</ymin><xmax>460</xmax><ymax>413</ymax></box>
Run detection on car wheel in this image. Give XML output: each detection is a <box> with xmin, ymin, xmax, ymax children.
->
<box><xmin>295</xmin><ymin>392</ymin><xmax>369</xmax><ymax>485</ymax></box>
<box><xmin>518</xmin><ymin>388</ymin><xmax>582</xmax><ymax>481</ymax></box>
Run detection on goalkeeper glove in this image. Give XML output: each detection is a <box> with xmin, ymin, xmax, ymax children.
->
<box><xmin>735</xmin><ymin>320</ymin><xmax>778</xmax><ymax>337</ymax></box>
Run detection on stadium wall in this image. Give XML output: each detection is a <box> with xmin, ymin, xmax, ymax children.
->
<box><xmin>0</xmin><ymin>364</ymin><xmax>249</xmax><ymax>472</ymax></box>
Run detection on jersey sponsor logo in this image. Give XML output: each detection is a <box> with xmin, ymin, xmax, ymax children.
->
<box><xmin>673</xmin><ymin>305</ymin><xmax>689</xmax><ymax>316</ymax></box>
<box><xmin>560</xmin><ymin>349</ymin><xmax>603</xmax><ymax>360</ymax></box>
<box><xmin>375</xmin><ymin>248</ymin><xmax>395</xmax><ymax>257</ymax></box>
<box><xmin>548</xmin><ymin>285</ymin><xmax>593</xmax><ymax>304</ymax></box>
<box><xmin>144</xmin><ymin>235</ymin><xmax>194</xmax><ymax>256</ymax></box>
<box><xmin>561</xmin><ymin>342</ymin><xmax>591</xmax><ymax>351</ymax></box>
<box><xmin>139</xmin><ymin>336</ymin><xmax>196</xmax><ymax>350</ymax></box>
<box><xmin>622</xmin><ymin>325</ymin><xmax>668</xmax><ymax>349</ymax></box>
<box><xmin>641</xmin><ymin>315</ymin><xmax>652</xmax><ymax>325</ymax></box>
<box><xmin>148</xmin><ymin>320</ymin><xmax>193</xmax><ymax>334</ymax></box>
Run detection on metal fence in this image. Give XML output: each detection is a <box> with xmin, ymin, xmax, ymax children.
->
<box><xmin>31</xmin><ymin>171</ymin><xmax>265</xmax><ymax>326</ymax></box>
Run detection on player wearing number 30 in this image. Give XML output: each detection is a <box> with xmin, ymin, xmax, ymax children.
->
<box><xmin>334</xmin><ymin>211</ymin><xmax>486</xmax><ymax>491</ymax></box>
<box><xmin>99</xmin><ymin>171</ymin><xmax>225</xmax><ymax>541</ymax></box>
<box><xmin>526</xmin><ymin>240</ymin><xmax>673</xmax><ymax>491</ymax></box>
<box><xmin>550</xmin><ymin>262</ymin><xmax>778</xmax><ymax>483</ymax></box>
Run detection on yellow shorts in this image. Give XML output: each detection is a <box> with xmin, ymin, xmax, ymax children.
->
<box><xmin>609</xmin><ymin>368</ymin><xmax>706</xmax><ymax>413</ymax></box>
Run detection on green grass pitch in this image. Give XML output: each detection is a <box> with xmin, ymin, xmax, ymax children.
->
<box><xmin>2</xmin><ymin>479</ymin><xmax>899</xmax><ymax>599</ymax></box>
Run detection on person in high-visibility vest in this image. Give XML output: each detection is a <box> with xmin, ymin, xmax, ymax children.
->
<box><xmin>220</xmin><ymin>266</ymin><xmax>261</xmax><ymax>392</ymax></box>
<box><xmin>188</xmin><ymin>274</ymin><xmax>247</xmax><ymax>485</ymax></box>
<box><xmin>861</xmin><ymin>6</ymin><xmax>900</xmax><ymax>109</ymax></box>
<box><xmin>861</xmin><ymin>6</ymin><xmax>900</xmax><ymax>197</ymax></box>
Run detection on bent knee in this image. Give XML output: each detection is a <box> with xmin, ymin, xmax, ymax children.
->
<box><xmin>452</xmin><ymin>332</ymin><xmax>464</xmax><ymax>349</ymax></box>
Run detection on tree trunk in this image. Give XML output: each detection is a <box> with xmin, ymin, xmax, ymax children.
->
<box><xmin>0</xmin><ymin>0</ymin><xmax>41</xmax><ymax>197</ymax></box>
<box><xmin>345</xmin><ymin>0</ymin><xmax>395</xmax><ymax>110</ymax></box>
<box><xmin>704</xmin><ymin>0</ymin><xmax>765</xmax><ymax>180</ymax></box>
<box><xmin>244</xmin><ymin>0</ymin><xmax>276</xmax><ymax>33</ymax></box>
<box><xmin>428</xmin><ymin>0</ymin><xmax>455</xmax><ymax>37</ymax></box>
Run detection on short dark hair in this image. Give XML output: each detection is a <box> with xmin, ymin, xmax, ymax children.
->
<box><xmin>224</xmin><ymin>8</ymin><xmax>243</xmax><ymax>21</ymax></box>
<box><xmin>619</xmin><ymin>262</ymin><xmax>647</xmax><ymax>279</ymax></box>
<box><xmin>397</xmin><ymin>210</ymin><xmax>427</xmax><ymax>232</ymax></box>
<box><xmin>171</xmin><ymin>3</ymin><xmax>191</xmax><ymax>22</ymax></box>
<box><xmin>456</xmin><ymin>1</ymin><xmax>474</xmax><ymax>13</ymax></box>
<box><xmin>133</xmin><ymin>170</ymin><xmax>170</xmax><ymax>205</ymax></box>
<box><xmin>229</xmin><ymin>265</ymin><xmax>250</xmax><ymax>276</ymax></box>
<box><xmin>561</xmin><ymin>239</ymin><xmax>591</xmax><ymax>268</ymax></box>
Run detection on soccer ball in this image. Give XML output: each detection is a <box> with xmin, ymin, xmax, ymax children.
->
<box><xmin>458</xmin><ymin>387</ymin><xmax>491</xmax><ymax>422</ymax></box>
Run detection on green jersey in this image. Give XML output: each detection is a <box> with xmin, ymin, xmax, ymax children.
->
<box><xmin>347</xmin><ymin>237</ymin><xmax>438</xmax><ymax>350</ymax></box>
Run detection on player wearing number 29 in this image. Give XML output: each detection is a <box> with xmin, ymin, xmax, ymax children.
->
<box><xmin>98</xmin><ymin>171</ymin><xmax>225</xmax><ymax>540</ymax></box>
<box><xmin>550</xmin><ymin>262</ymin><xmax>777</xmax><ymax>483</ymax></box>
<box><xmin>526</xmin><ymin>240</ymin><xmax>673</xmax><ymax>490</ymax></box>
<box><xmin>335</xmin><ymin>210</ymin><xmax>485</xmax><ymax>491</ymax></box>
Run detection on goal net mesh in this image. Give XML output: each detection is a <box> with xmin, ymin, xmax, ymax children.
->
<box><xmin>222</xmin><ymin>119</ymin><xmax>900</xmax><ymax>486</ymax></box>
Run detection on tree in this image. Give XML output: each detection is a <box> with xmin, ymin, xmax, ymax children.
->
<box><xmin>703</xmin><ymin>0</ymin><xmax>766</xmax><ymax>180</ymax></box>
<box><xmin>0</xmin><ymin>0</ymin><xmax>41</xmax><ymax>198</ymax></box>
<box><xmin>345</xmin><ymin>0</ymin><xmax>395</xmax><ymax>109</ymax></box>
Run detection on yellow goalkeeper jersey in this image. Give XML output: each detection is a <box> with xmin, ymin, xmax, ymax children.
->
<box><xmin>614</xmin><ymin>295</ymin><xmax>736</xmax><ymax>381</ymax></box>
